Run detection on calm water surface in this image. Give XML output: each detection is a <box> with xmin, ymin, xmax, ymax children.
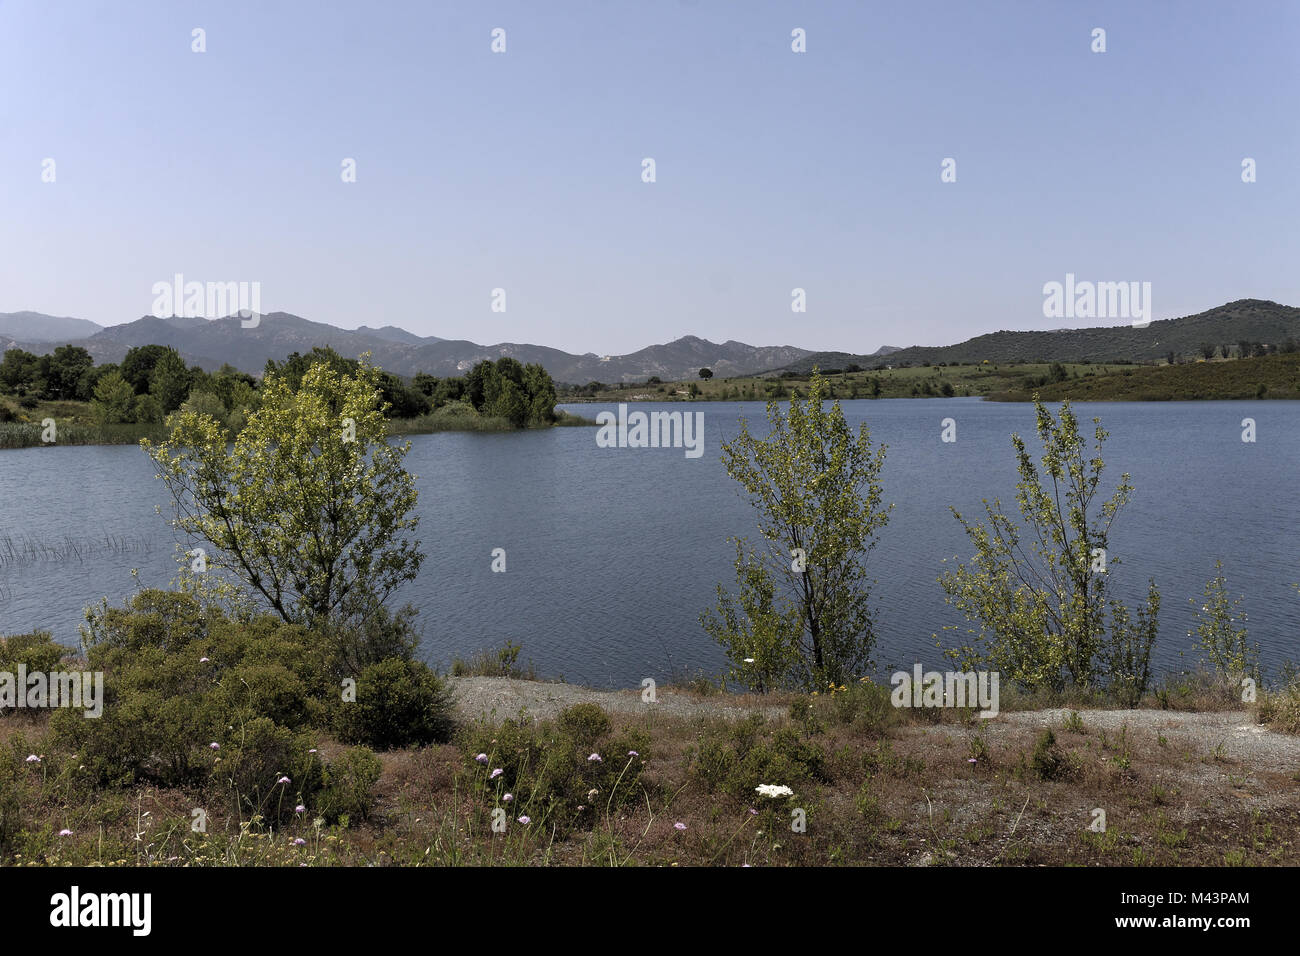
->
<box><xmin>0</xmin><ymin>399</ymin><xmax>1296</xmax><ymax>688</ymax></box>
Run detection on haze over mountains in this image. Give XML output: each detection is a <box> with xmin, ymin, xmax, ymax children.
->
<box><xmin>2</xmin><ymin>299</ymin><xmax>1297</xmax><ymax>384</ymax></box>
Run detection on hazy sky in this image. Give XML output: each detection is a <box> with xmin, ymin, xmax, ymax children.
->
<box><xmin>2</xmin><ymin>0</ymin><xmax>1297</xmax><ymax>354</ymax></box>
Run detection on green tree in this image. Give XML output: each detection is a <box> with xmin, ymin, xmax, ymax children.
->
<box><xmin>45</xmin><ymin>345</ymin><xmax>95</xmax><ymax>400</ymax></box>
<box><xmin>144</xmin><ymin>357</ymin><xmax>423</xmax><ymax>627</ymax></box>
<box><xmin>1190</xmin><ymin>560</ymin><xmax>1258</xmax><ymax>687</ymax></box>
<box><xmin>702</xmin><ymin>371</ymin><xmax>891</xmax><ymax>690</ymax></box>
<box><xmin>121</xmin><ymin>344</ymin><xmax>173</xmax><ymax>395</ymax></box>
<box><xmin>699</xmin><ymin>367</ymin><xmax>714</xmax><ymax>380</ymax></box>
<box><xmin>265</xmin><ymin>347</ymin><xmax>358</xmax><ymax>392</ymax></box>
<box><xmin>177</xmin><ymin>389</ymin><xmax>228</xmax><ymax>429</ymax></box>
<box><xmin>941</xmin><ymin>397</ymin><xmax>1160</xmax><ymax>697</ymax></box>
<box><xmin>90</xmin><ymin>370</ymin><xmax>135</xmax><ymax>424</ymax></box>
<box><xmin>0</xmin><ymin>348</ymin><xmax>40</xmax><ymax>395</ymax></box>
<box><xmin>132</xmin><ymin>392</ymin><xmax>163</xmax><ymax>424</ymax></box>
<box><xmin>149</xmin><ymin>348</ymin><xmax>192</xmax><ymax>413</ymax></box>
<box><xmin>521</xmin><ymin>362</ymin><xmax>557</xmax><ymax>426</ymax></box>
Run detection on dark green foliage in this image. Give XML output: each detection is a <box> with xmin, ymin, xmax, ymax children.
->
<box><xmin>336</xmin><ymin>658</ymin><xmax>456</xmax><ymax>750</ymax></box>
<box><xmin>991</xmin><ymin>353</ymin><xmax>1300</xmax><ymax>402</ymax></box>
<box><xmin>690</xmin><ymin>714</ymin><xmax>829</xmax><ymax>798</ymax></box>
<box><xmin>0</xmin><ymin>631</ymin><xmax>68</xmax><ymax>676</ymax></box>
<box><xmin>51</xmin><ymin>590</ymin><xmax>326</xmax><ymax>789</ymax></box>
<box><xmin>120</xmin><ymin>344</ymin><xmax>174</xmax><ymax>395</ymax></box>
<box><xmin>1030</xmin><ymin>728</ymin><xmax>1067</xmax><ymax>780</ymax></box>
<box><xmin>218</xmin><ymin>717</ymin><xmax>324</xmax><ymax>825</ymax></box>
<box><xmin>0</xmin><ymin>345</ymin><xmax>96</xmax><ymax>401</ymax></box>
<box><xmin>317</xmin><ymin>746</ymin><xmax>384</xmax><ymax>824</ymax></box>
<box><xmin>557</xmin><ymin>703</ymin><xmax>612</xmax><ymax>747</ymax></box>
<box><xmin>463</xmin><ymin>711</ymin><xmax>649</xmax><ymax>832</ymax></box>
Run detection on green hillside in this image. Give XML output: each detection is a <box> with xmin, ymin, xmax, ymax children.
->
<box><xmin>989</xmin><ymin>352</ymin><xmax>1300</xmax><ymax>402</ymax></box>
<box><xmin>782</xmin><ymin>299</ymin><xmax>1300</xmax><ymax>371</ymax></box>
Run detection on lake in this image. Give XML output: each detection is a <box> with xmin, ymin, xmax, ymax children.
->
<box><xmin>0</xmin><ymin>399</ymin><xmax>1296</xmax><ymax>689</ymax></box>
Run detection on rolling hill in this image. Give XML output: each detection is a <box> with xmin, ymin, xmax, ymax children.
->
<box><xmin>778</xmin><ymin>300</ymin><xmax>1300</xmax><ymax>372</ymax></box>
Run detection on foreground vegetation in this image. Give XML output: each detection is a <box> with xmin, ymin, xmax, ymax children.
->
<box><xmin>3</xmin><ymin>637</ymin><xmax>1299</xmax><ymax>866</ymax></box>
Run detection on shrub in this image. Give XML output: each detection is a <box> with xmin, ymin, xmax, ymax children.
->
<box><xmin>52</xmin><ymin>590</ymin><xmax>324</xmax><ymax>788</ymax></box>
<box><xmin>463</xmin><ymin>714</ymin><xmax>650</xmax><ymax>832</ymax></box>
<box><xmin>557</xmin><ymin>703</ymin><xmax>612</xmax><ymax>748</ymax></box>
<box><xmin>0</xmin><ymin>751</ymin><xmax>23</xmax><ymax>857</ymax></box>
<box><xmin>691</xmin><ymin>714</ymin><xmax>829</xmax><ymax>798</ymax></box>
<box><xmin>1029</xmin><ymin>728</ymin><xmax>1067</xmax><ymax>780</ymax></box>
<box><xmin>336</xmin><ymin>658</ymin><xmax>456</xmax><ymax>750</ymax></box>
<box><xmin>317</xmin><ymin>746</ymin><xmax>383</xmax><ymax>825</ymax></box>
<box><xmin>1258</xmin><ymin>667</ymin><xmax>1300</xmax><ymax>734</ymax></box>
<box><xmin>216</xmin><ymin>717</ymin><xmax>323</xmax><ymax>826</ymax></box>
<box><xmin>314</xmin><ymin>596</ymin><xmax>419</xmax><ymax>684</ymax></box>
<box><xmin>0</xmin><ymin>631</ymin><xmax>68</xmax><ymax>676</ymax></box>
<box><xmin>451</xmin><ymin>640</ymin><xmax>534</xmax><ymax>679</ymax></box>
<box><xmin>1190</xmin><ymin>561</ymin><xmax>1259</xmax><ymax>689</ymax></box>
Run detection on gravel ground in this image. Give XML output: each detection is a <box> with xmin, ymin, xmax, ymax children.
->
<box><xmin>447</xmin><ymin>676</ymin><xmax>787</xmax><ymax>723</ymax></box>
<box><xmin>448</xmin><ymin>676</ymin><xmax>1300</xmax><ymax>766</ymax></box>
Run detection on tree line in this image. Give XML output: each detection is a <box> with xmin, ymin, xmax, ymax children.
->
<box><xmin>0</xmin><ymin>343</ymin><xmax>559</xmax><ymax>430</ymax></box>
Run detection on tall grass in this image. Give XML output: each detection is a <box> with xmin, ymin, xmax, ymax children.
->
<box><xmin>0</xmin><ymin>422</ymin><xmax>168</xmax><ymax>449</ymax></box>
<box><xmin>0</xmin><ymin>532</ymin><xmax>155</xmax><ymax>567</ymax></box>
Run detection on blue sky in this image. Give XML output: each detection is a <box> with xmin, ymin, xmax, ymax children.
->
<box><xmin>2</xmin><ymin>0</ymin><xmax>1296</xmax><ymax>354</ymax></box>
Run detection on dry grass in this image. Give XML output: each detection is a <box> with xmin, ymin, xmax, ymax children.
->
<box><xmin>4</xmin><ymin>683</ymin><xmax>1299</xmax><ymax>866</ymax></box>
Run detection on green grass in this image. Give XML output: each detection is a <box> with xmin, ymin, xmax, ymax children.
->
<box><xmin>565</xmin><ymin>362</ymin><xmax>1105</xmax><ymax>404</ymax></box>
<box><xmin>988</xmin><ymin>353</ymin><xmax>1300</xmax><ymax>402</ymax></box>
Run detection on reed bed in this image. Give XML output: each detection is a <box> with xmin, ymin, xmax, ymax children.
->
<box><xmin>0</xmin><ymin>532</ymin><xmax>156</xmax><ymax>566</ymax></box>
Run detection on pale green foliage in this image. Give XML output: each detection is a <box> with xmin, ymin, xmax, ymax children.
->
<box><xmin>941</xmin><ymin>397</ymin><xmax>1159</xmax><ymax>698</ymax></box>
<box><xmin>90</xmin><ymin>370</ymin><xmax>134</xmax><ymax>424</ymax></box>
<box><xmin>177</xmin><ymin>389</ymin><xmax>229</xmax><ymax>429</ymax></box>
<box><xmin>1190</xmin><ymin>560</ymin><xmax>1258</xmax><ymax>684</ymax></box>
<box><xmin>702</xmin><ymin>371</ymin><xmax>891</xmax><ymax>690</ymax></box>
<box><xmin>143</xmin><ymin>357</ymin><xmax>423</xmax><ymax>626</ymax></box>
<box><xmin>703</xmin><ymin>539</ymin><xmax>803</xmax><ymax>693</ymax></box>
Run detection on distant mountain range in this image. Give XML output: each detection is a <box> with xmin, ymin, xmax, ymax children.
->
<box><xmin>0</xmin><ymin>312</ymin><xmax>815</xmax><ymax>384</ymax></box>
<box><xmin>4</xmin><ymin>299</ymin><xmax>1296</xmax><ymax>384</ymax></box>
<box><xmin>780</xmin><ymin>300</ymin><xmax>1300</xmax><ymax>372</ymax></box>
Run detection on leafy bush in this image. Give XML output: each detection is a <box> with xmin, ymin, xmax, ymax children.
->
<box><xmin>317</xmin><ymin>747</ymin><xmax>384</xmax><ymax>825</ymax></box>
<box><xmin>314</xmin><ymin>596</ymin><xmax>419</xmax><ymax>684</ymax></box>
<box><xmin>52</xmin><ymin>590</ymin><xmax>324</xmax><ymax>788</ymax></box>
<box><xmin>1190</xmin><ymin>561</ymin><xmax>1259</xmax><ymax>689</ymax></box>
<box><xmin>1029</xmin><ymin>728</ymin><xmax>1067</xmax><ymax>780</ymax></box>
<box><xmin>1258</xmin><ymin>664</ymin><xmax>1300</xmax><ymax>734</ymax></box>
<box><xmin>557</xmin><ymin>703</ymin><xmax>612</xmax><ymax>747</ymax></box>
<box><xmin>463</xmin><ymin>714</ymin><xmax>649</xmax><ymax>832</ymax></box>
<box><xmin>691</xmin><ymin>714</ymin><xmax>828</xmax><ymax>798</ymax></box>
<box><xmin>216</xmin><ymin>717</ymin><xmax>323</xmax><ymax>826</ymax></box>
<box><xmin>0</xmin><ymin>631</ymin><xmax>68</xmax><ymax>676</ymax></box>
<box><xmin>336</xmin><ymin>658</ymin><xmax>456</xmax><ymax>750</ymax></box>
